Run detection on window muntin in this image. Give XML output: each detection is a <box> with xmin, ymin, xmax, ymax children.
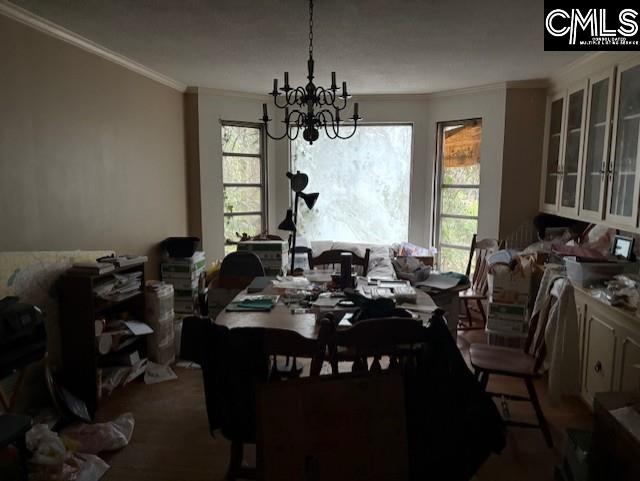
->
<box><xmin>434</xmin><ymin>119</ymin><xmax>482</xmax><ymax>273</ymax></box>
<box><xmin>221</xmin><ymin>122</ymin><xmax>267</xmax><ymax>252</ymax></box>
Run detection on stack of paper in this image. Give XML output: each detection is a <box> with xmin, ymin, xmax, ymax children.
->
<box><xmin>226</xmin><ymin>295</ymin><xmax>280</xmax><ymax>312</ymax></box>
<box><xmin>93</xmin><ymin>271</ymin><xmax>143</xmax><ymax>301</ymax></box>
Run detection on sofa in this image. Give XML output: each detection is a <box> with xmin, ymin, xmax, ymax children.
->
<box><xmin>307</xmin><ymin>240</ymin><xmax>397</xmax><ymax>279</ymax></box>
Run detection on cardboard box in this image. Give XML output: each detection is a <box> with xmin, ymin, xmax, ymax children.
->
<box><xmin>488</xmin><ymin>302</ymin><xmax>528</xmax><ymax>321</ymax></box>
<box><xmin>237</xmin><ymin>240</ymin><xmax>288</xmax><ymax>271</ymax></box>
<box><xmin>488</xmin><ymin>268</ymin><xmax>532</xmax><ymax>305</ymax></box>
<box><xmin>486</xmin><ymin>317</ymin><xmax>527</xmax><ymax>334</ymax></box>
<box><xmin>161</xmin><ymin>251</ymin><xmax>206</xmax><ymax>275</ymax></box>
<box><xmin>486</xmin><ymin>302</ymin><xmax>528</xmax><ymax>334</ymax></box>
<box><xmin>145</xmin><ymin>283</ymin><xmax>174</xmax><ymax>322</ymax></box>
<box><xmin>161</xmin><ymin>276</ymin><xmax>199</xmax><ymax>290</ymax></box>
<box><xmin>486</xmin><ymin>329</ymin><xmax>527</xmax><ymax>349</ymax></box>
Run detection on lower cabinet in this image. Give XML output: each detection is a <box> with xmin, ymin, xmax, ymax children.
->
<box><xmin>575</xmin><ymin>287</ymin><xmax>640</xmax><ymax>408</ymax></box>
<box><xmin>583</xmin><ymin>314</ymin><xmax>616</xmax><ymax>401</ymax></box>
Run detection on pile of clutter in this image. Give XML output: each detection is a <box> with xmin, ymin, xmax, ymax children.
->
<box><xmin>591</xmin><ymin>274</ymin><xmax>640</xmax><ymax>311</ymax></box>
<box><xmin>25</xmin><ymin>414</ymin><xmax>134</xmax><ymax>481</ymax></box>
<box><xmin>485</xmin><ymin>252</ymin><xmax>542</xmax><ymax>348</ymax></box>
<box><xmin>93</xmin><ymin>272</ymin><xmax>142</xmax><ymax>302</ymax></box>
<box><xmin>392</xmin><ymin>242</ymin><xmax>436</xmax><ymax>283</ymax></box>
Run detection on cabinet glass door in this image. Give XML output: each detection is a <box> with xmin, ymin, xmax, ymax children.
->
<box><xmin>581</xmin><ymin>72</ymin><xmax>613</xmax><ymax>219</ymax></box>
<box><xmin>542</xmin><ymin>95</ymin><xmax>565</xmax><ymax>209</ymax></box>
<box><xmin>607</xmin><ymin>60</ymin><xmax>640</xmax><ymax>226</ymax></box>
<box><xmin>560</xmin><ymin>85</ymin><xmax>586</xmax><ymax>214</ymax></box>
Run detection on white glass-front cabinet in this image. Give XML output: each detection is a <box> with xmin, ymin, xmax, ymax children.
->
<box><xmin>606</xmin><ymin>58</ymin><xmax>640</xmax><ymax>228</ymax></box>
<box><xmin>558</xmin><ymin>81</ymin><xmax>588</xmax><ymax>217</ymax></box>
<box><xmin>541</xmin><ymin>92</ymin><xmax>566</xmax><ymax>212</ymax></box>
<box><xmin>579</xmin><ymin>69</ymin><xmax>615</xmax><ymax>222</ymax></box>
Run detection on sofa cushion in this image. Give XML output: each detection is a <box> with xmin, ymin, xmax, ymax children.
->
<box><xmin>309</xmin><ymin>241</ymin><xmax>396</xmax><ymax>279</ymax></box>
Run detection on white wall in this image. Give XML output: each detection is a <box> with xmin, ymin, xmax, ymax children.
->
<box><xmin>195</xmin><ymin>85</ymin><xmax>532</xmax><ymax>259</ymax></box>
<box><xmin>196</xmin><ymin>89</ymin><xmax>277</xmax><ymax>258</ymax></box>
<box><xmin>422</xmin><ymin>89</ymin><xmax>507</xmax><ymax>241</ymax></box>
<box><xmin>0</xmin><ymin>14</ymin><xmax>187</xmax><ymax>279</ymax></box>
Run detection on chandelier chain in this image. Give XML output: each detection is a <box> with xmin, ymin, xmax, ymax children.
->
<box><xmin>308</xmin><ymin>0</ymin><xmax>313</xmax><ymax>58</ymax></box>
<box><xmin>261</xmin><ymin>0</ymin><xmax>360</xmax><ymax>144</ymax></box>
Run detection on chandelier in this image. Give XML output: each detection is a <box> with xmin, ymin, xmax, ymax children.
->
<box><xmin>261</xmin><ymin>0</ymin><xmax>361</xmax><ymax>145</ymax></box>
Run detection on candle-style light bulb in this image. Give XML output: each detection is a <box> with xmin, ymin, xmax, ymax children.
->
<box><xmin>342</xmin><ymin>81</ymin><xmax>347</xmax><ymax>98</ymax></box>
<box><xmin>331</xmin><ymin>72</ymin><xmax>337</xmax><ymax>90</ymax></box>
<box><xmin>262</xmin><ymin>103</ymin><xmax>268</xmax><ymax>120</ymax></box>
<box><xmin>284</xmin><ymin>72</ymin><xmax>290</xmax><ymax>90</ymax></box>
<box><xmin>272</xmin><ymin>79</ymin><xmax>278</xmax><ymax>95</ymax></box>
<box><xmin>354</xmin><ymin>102</ymin><xmax>359</xmax><ymax>119</ymax></box>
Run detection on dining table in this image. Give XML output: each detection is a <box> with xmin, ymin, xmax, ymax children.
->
<box><xmin>215</xmin><ymin>277</ymin><xmax>442</xmax><ymax>340</ymax></box>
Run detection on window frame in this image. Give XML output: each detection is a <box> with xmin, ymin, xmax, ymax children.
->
<box><xmin>220</xmin><ymin>120</ymin><xmax>268</xmax><ymax>245</ymax></box>
<box><xmin>432</xmin><ymin>119</ymin><xmax>482</xmax><ymax>271</ymax></box>
<box><xmin>288</xmin><ymin>122</ymin><xmax>415</xmax><ymax>243</ymax></box>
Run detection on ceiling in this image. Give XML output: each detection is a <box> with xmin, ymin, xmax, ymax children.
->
<box><xmin>9</xmin><ymin>0</ymin><xmax>584</xmax><ymax>94</ymax></box>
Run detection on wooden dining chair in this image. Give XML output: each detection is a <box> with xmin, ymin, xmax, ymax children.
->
<box><xmin>311</xmin><ymin>248</ymin><xmax>370</xmax><ymax>276</ymax></box>
<box><xmin>458</xmin><ymin>235</ymin><xmax>505</xmax><ymax>331</ymax></box>
<box><xmin>256</xmin><ymin>370</ymin><xmax>408</xmax><ymax>481</ymax></box>
<box><xmin>219</xmin><ymin>251</ymin><xmax>266</xmax><ymax>289</ymax></box>
<box><xmin>469</xmin><ymin>288</ymin><xmax>556</xmax><ymax>448</ymax></box>
<box><xmin>225</xmin><ymin>327</ymin><xmax>326</xmax><ymax>481</ymax></box>
<box><xmin>319</xmin><ymin>311</ymin><xmax>444</xmax><ymax>374</ymax></box>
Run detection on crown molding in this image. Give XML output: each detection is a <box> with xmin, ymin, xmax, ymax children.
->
<box><xmin>189</xmin><ymin>86</ymin><xmax>270</xmax><ymax>100</ymax></box>
<box><xmin>0</xmin><ymin>0</ymin><xmax>186</xmax><ymax>92</ymax></box>
<box><xmin>505</xmin><ymin>79</ymin><xmax>549</xmax><ymax>89</ymax></box>
<box><xmin>350</xmin><ymin>80</ymin><xmax>548</xmax><ymax>102</ymax></box>
<box><xmin>191</xmin><ymin>80</ymin><xmax>548</xmax><ymax>103</ymax></box>
<box><xmin>549</xmin><ymin>51</ymin><xmax>640</xmax><ymax>89</ymax></box>
<box><xmin>554</xmin><ymin>52</ymin><xmax>606</xmax><ymax>79</ymax></box>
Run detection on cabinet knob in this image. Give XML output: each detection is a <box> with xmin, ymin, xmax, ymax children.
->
<box><xmin>594</xmin><ymin>361</ymin><xmax>602</xmax><ymax>373</ymax></box>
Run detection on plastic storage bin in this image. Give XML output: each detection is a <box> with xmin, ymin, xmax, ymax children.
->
<box><xmin>564</xmin><ymin>258</ymin><xmax>639</xmax><ymax>287</ymax></box>
<box><xmin>161</xmin><ymin>237</ymin><xmax>200</xmax><ymax>258</ymax></box>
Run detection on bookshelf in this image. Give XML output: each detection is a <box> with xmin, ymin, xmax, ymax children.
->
<box><xmin>58</xmin><ymin>262</ymin><xmax>146</xmax><ymax>416</ymax></box>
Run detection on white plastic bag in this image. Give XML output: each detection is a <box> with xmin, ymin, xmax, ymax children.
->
<box><xmin>26</xmin><ymin>424</ymin><xmax>67</xmax><ymax>467</ymax></box>
<box><xmin>62</xmin><ymin>413</ymin><xmax>135</xmax><ymax>454</ymax></box>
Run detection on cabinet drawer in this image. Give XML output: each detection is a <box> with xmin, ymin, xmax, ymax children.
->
<box><xmin>583</xmin><ymin>315</ymin><xmax>617</xmax><ymax>403</ymax></box>
<box><xmin>618</xmin><ymin>336</ymin><xmax>640</xmax><ymax>391</ymax></box>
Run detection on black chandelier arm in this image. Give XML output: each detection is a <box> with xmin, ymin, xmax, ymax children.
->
<box><xmin>326</xmin><ymin>121</ymin><xmax>359</xmax><ymax>140</ymax></box>
<box><xmin>316</xmin><ymin>87</ymin><xmax>338</xmax><ymax>107</ymax></box>
<box><xmin>263</xmin><ymin>118</ymin><xmax>295</xmax><ymax>141</ymax></box>
<box><xmin>271</xmin><ymin>93</ymin><xmax>292</xmax><ymax>110</ymax></box>
<box><xmin>293</xmin><ymin>87</ymin><xmax>308</xmax><ymax>106</ymax></box>
<box><xmin>288</xmin><ymin>108</ymin><xmax>305</xmax><ymax>126</ymax></box>
<box><xmin>317</xmin><ymin>109</ymin><xmax>337</xmax><ymax>130</ymax></box>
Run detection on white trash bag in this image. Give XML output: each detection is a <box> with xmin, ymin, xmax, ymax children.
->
<box><xmin>62</xmin><ymin>413</ymin><xmax>135</xmax><ymax>454</ymax></box>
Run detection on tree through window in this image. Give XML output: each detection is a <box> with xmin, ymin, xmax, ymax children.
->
<box><xmin>221</xmin><ymin>122</ymin><xmax>267</xmax><ymax>253</ymax></box>
<box><xmin>433</xmin><ymin>119</ymin><xmax>482</xmax><ymax>273</ymax></box>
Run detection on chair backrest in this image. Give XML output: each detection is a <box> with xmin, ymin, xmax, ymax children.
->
<box><xmin>257</xmin><ymin>370</ymin><xmax>408</xmax><ymax>481</ymax></box>
<box><xmin>219</xmin><ymin>251</ymin><xmax>265</xmax><ymax>289</ymax></box>
<box><xmin>465</xmin><ymin>235</ymin><xmax>504</xmax><ymax>294</ymax></box>
<box><xmin>261</xmin><ymin>327</ymin><xmax>326</xmax><ymax>379</ymax></box>
<box><xmin>311</xmin><ymin>249</ymin><xmax>370</xmax><ymax>276</ymax></box>
<box><xmin>319</xmin><ymin>312</ymin><xmax>443</xmax><ymax>374</ymax></box>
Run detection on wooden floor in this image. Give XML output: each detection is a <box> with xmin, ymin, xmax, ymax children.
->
<box><xmin>97</xmin><ymin>330</ymin><xmax>592</xmax><ymax>481</ymax></box>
